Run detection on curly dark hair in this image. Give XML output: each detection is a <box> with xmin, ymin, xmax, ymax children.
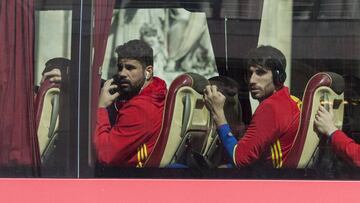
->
<box><xmin>115</xmin><ymin>39</ymin><xmax>153</xmax><ymax>68</ymax></box>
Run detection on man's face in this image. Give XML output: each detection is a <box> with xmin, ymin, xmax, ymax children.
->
<box><xmin>116</xmin><ymin>58</ymin><xmax>146</xmax><ymax>98</ymax></box>
<box><xmin>247</xmin><ymin>65</ymin><xmax>276</xmax><ymax>102</ymax></box>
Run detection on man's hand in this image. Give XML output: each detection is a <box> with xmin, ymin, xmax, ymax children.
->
<box><xmin>314</xmin><ymin>103</ymin><xmax>338</xmax><ymax>138</ymax></box>
<box><xmin>98</xmin><ymin>78</ymin><xmax>120</xmax><ymax>108</ymax></box>
<box><xmin>203</xmin><ymin>85</ymin><xmax>227</xmax><ymax>127</ymax></box>
<box><xmin>40</xmin><ymin>68</ymin><xmax>61</xmax><ymax>84</ymax></box>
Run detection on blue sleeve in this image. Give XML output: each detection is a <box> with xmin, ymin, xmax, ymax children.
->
<box><xmin>217</xmin><ymin>124</ymin><xmax>238</xmax><ymax>160</ymax></box>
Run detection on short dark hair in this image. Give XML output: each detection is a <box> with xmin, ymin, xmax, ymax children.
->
<box><xmin>42</xmin><ymin>57</ymin><xmax>71</xmax><ymax>75</ymax></box>
<box><xmin>246</xmin><ymin>45</ymin><xmax>286</xmax><ymax>72</ymax></box>
<box><xmin>115</xmin><ymin>39</ymin><xmax>153</xmax><ymax>68</ymax></box>
<box><xmin>246</xmin><ymin>45</ymin><xmax>287</xmax><ymax>85</ymax></box>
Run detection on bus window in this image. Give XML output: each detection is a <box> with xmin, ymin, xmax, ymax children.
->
<box><xmin>1</xmin><ymin>0</ymin><xmax>360</xmax><ymax>179</ymax></box>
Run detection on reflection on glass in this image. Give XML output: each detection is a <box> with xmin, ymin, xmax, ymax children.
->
<box><xmin>102</xmin><ymin>8</ymin><xmax>218</xmax><ymax>85</ymax></box>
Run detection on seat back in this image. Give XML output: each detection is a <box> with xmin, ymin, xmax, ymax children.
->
<box><xmin>34</xmin><ymin>80</ymin><xmax>61</xmax><ymax>162</ymax></box>
<box><xmin>284</xmin><ymin>72</ymin><xmax>345</xmax><ymax>168</ymax></box>
<box><xmin>145</xmin><ymin>73</ymin><xmax>211</xmax><ymax>167</ymax></box>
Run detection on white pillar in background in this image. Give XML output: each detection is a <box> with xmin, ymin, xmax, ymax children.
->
<box><xmin>250</xmin><ymin>0</ymin><xmax>293</xmax><ymax>113</ymax></box>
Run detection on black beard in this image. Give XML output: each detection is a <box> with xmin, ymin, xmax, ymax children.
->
<box><xmin>113</xmin><ymin>75</ymin><xmax>145</xmax><ymax>100</ymax></box>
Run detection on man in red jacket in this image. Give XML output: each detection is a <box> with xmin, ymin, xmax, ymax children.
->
<box><xmin>95</xmin><ymin>40</ymin><xmax>167</xmax><ymax>167</ymax></box>
<box><xmin>204</xmin><ymin>46</ymin><xmax>300</xmax><ymax>168</ymax></box>
<box><xmin>315</xmin><ymin>104</ymin><xmax>360</xmax><ymax>167</ymax></box>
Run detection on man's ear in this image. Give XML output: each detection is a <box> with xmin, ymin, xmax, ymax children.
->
<box><xmin>145</xmin><ymin>65</ymin><xmax>153</xmax><ymax>80</ymax></box>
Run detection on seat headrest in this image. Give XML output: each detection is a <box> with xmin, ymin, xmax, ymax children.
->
<box><xmin>209</xmin><ymin>76</ymin><xmax>239</xmax><ymax>96</ymax></box>
<box><xmin>184</xmin><ymin>72</ymin><xmax>210</xmax><ymax>94</ymax></box>
<box><xmin>324</xmin><ymin>72</ymin><xmax>344</xmax><ymax>95</ymax></box>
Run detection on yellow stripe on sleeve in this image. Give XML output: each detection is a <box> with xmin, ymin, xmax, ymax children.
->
<box><xmin>290</xmin><ymin>95</ymin><xmax>302</xmax><ymax>110</ymax></box>
<box><xmin>144</xmin><ymin>144</ymin><xmax>148</xmax><ymax>159</ymax></box>
<box><xmin>273</xmin><ymin>143</ymin><xmax>280</xmax><ymax>168</ymax></box>
<box><xmin>276</xmin><ymin>140</ymin><xmax>283</xmax><ymax>168</ymax></box>
<box><xmin>270</xmin><ymin>145</ymin><xmax>276</xmax><ymax>168</ymax></box>
<box><xmin>137</xmin><ymin>148</ymin><xmax>141</xmax><ymax>162</ymax></box>
<box><xmin>140</xmin><ymin>145</ymin><xmax>144</xmax><ymax>160</ymax></box>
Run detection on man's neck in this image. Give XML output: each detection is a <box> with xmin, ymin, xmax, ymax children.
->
<box><xmin>258</xmin><ymin>86</ymin><xmax>284</xmax><ymax>103</ymax></box>
<box><xmin>140</xmin><ymin>78</ymin><xmax>153</xmax><ymax>92</ymax></box>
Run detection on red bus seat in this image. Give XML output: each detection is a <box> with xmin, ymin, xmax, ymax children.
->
<box><xmin>284</xmin><ymin>72</ymin><xmax>345</xmax><ymax>168</ymax></box>
<box><xmin>145</xmin><ymin>73</ymin><xmax>211</xmax><ymax>167</ymax></box>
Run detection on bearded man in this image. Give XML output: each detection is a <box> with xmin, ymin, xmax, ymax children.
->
<box><xmin>95</xmin><ymin>40</ymin><xmax>167</xmax><ymax>167</ymax></box>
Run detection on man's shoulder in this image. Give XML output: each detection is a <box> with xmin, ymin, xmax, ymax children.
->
<box><xmin>141</xmin><ymin>77</ymin><xmax>167</xmax><ymax>97</ymax></box>
<box><xmin>117</xmin><ymin>98</ymin><xmax>159</xmax><ymax>122</ymax></box>
<box><xmin>150</xmin><ymin>76</ymin><xmax>167</xmax><ymax>90</ymax></box>
<box><xmin>126</xmin><ymin>95</ymin><xmax>153</xmax><ymax>105</ymax></box>
<box><xmin>254</xmin><ymin>100</ymin><xmax>277</xmax><ymax>117</ymax></box>
<box><xmin>126</xmin><ymin>93</ymin><xmax>164</xmax><ymax>111</ymax></box>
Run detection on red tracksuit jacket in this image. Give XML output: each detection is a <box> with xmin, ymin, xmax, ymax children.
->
<box><xmin>234</xmin><ymin>87</ymin><xmax>300</xmax><ymax>168</ymax></box>
<box><xmin>95</xmin><ymin>77</ymin><xmax>167</xmax><ymax>167</ymax></box>
<box><xmin>331</xmin><ymin>130</ymin><xmax>360</xmax><ymax>167</ymax></box>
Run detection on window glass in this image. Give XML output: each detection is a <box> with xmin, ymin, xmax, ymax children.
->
<box><xmin>34</xmin><ymin>2</ymin><xmax>75</xmax><ymax>177</ymax></box>
<box><xmin>2</xmin><ymin>0</ymin><xmax>360</xmax><ymax>179</ymax></box>
<box><xmin>101</xmin><ymin>8</ymin><xmax>218</xmax><ymax>85</ymax></box>
<box><xmin>35</xmin><ymin>10</ymin><xmax>71</xmax><ymax>85</ymax></box>
<box><xmin>92</xmin><ymin>0</ymin><xmax>360</xmax><ymax>178</ymax></box>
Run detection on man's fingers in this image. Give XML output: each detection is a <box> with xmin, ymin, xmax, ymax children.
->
<box><xmin>42</xmin><ymin>75</ymin><xmax>61</xmax><ymax>84</ymax></box>
<box><xmin>318</xmin><ymin>105</ymin><xmax>326</xmax><ymax>112</ymax></box>
<box><xmin>104</xmin><ymin>78</ymin><xmax>114</xmax><ymax>87</ymax></box>
<box><xmin>217</xmin><ymin>90</ymin><xmax>225</xmax><ymax>98</ymax></box>
<box><xmin>210</xmin><ymin>85</ymin><xmax>218</xmax><ymax>93</ymax></box>
<box><xmin>319</xmin><ymin>103</ymin><xmax>335</xmax><ymax>118</ymax></box>
<box><xmin>52</xmin><ymin>69</ymin><xmax>61</xmax><ymax>75</ymax></box>
<box><xmin>45</xmin><ymin>68</ymin><xmax>60</xmax><ymax>75</ymax></box>
<box><xmin>41</xmin><ymin>69</ymin><xmax>61</xmax><ymax>84</ymax></box>
<box><xmin>203</xmin><ymin>92</ymin><xmax>208</xmax><ymax>100</ymax></box>
<box><xmin>314</xmin><ymin>118</ymin><xmax>319</xmax><ymax>125</ymax></box>
<box><xmin>49</xmin><ymin>76</ymin><xmax>61</xmax><ymax>82</ymax></box>
<box><xmin>204</xmin><ymin>85</ymin><xmax>220</xmax><ymax>97</ymax></box>
<box><xmin>317</xmin><ymin>108</ymin><xmax>324</xmax><ymax>116</ymax></box>
<box><xmin>43</xmin><ymin>69</ymin><xmax>61</xmax><ymax>77</ymax></box>
<box><xmin>204</xmin><ymin>85</ymin><xmax>212</xmax><ymax>97</ymax></box>
<box><xmin>318</xmin><ymin>105</ymin><xmax>330</xmax><ymax>116</ymax></box>
<box><xmin>329</xmin><ymin>101</ymin><xmax>334</xmax><ymax>116</ymax></box>
<box><xmin>107</xmin><ymin>78</ymin><xmax>114</xmax><ymax>84</ymax></box>
<box><xmin>111</xmin><ymin>92</ymin><xmax>120</xmax><ymax>100</ymax></box>
<box><xmin>108</xmin><ymin>84</ymin><xmax>118</xmax><ymax>90</ymax></box>
<box><xmin>203</xmin><ymin>92</ymin><xmax>210</xmax><ymax>105</ymax></box>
